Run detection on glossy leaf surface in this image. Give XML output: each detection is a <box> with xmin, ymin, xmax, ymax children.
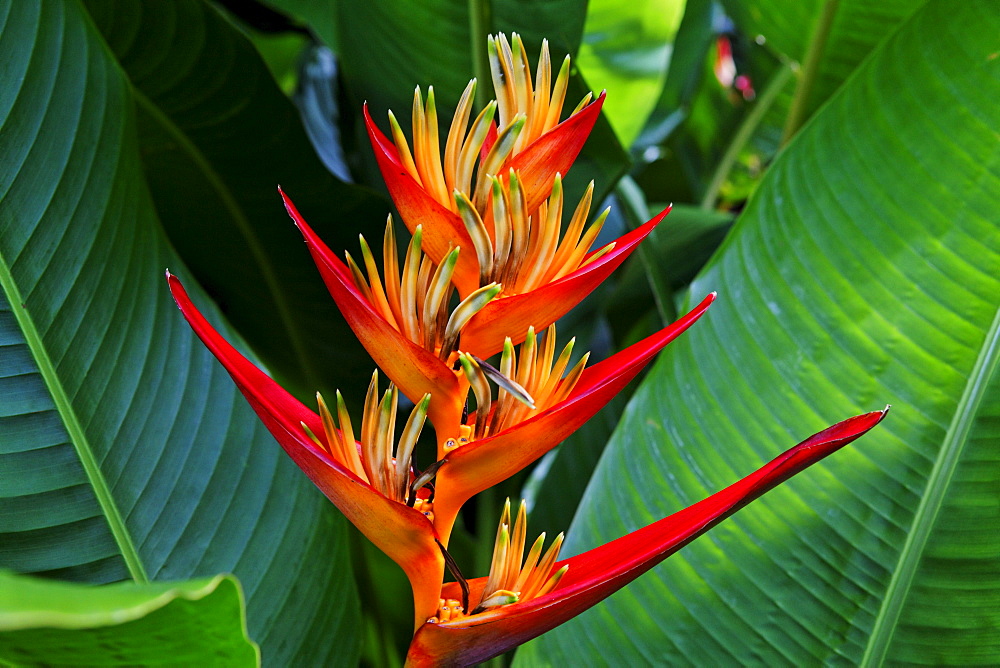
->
<box><xmin>0</xmin><ymin>571</ymin><xmax>258</xmax><ymax>666</ymax></box>
<box><xmin>521</xmin><ymin>1</ymin><xmax>1000</xmax><ymax>664</ymax></box>
<box><xmin>575</xmin><ymin>0</ymin><xmax>684</xmax><ymax>146</ymax></box>
<box><xmin>0</xmin><ymin>2</ymin><xmax>358</xmax><ymax>664</ymax></box>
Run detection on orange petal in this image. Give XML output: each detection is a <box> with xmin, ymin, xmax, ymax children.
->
<box><xmin>280</xmin><ymin>189</ymin><xmax>465</xmax><ymax>437</ymax></box>
<box><xmin>406</xmin><ymin>408</ymin><xmax>889</xmax><ymax>666</ymax></box>
<box><xmin>433</xmin><ymin>293</ymin><xmax>716</xmax><ymax>539</ymax></box>
<box><xmin>364</xmin><ymin>105</ymin><xmax>481</xmax><ymax>295</ymax></box>
<box><xmin>166</xmin><ymin>272</ymin><xmax>443</xmax><ymax>627</ymax></box>
<box><xmin>461</xmin><ymin>206</ymin><xmax>671</xmax><ymax>358</ymax></box>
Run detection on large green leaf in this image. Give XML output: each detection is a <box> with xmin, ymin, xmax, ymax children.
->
<box><xmin>519</xmin><ymin>0</ymin><xmax>999</xmax><ymax>664</ymax></box>
<box><xmin>82</xmin><ymin>0</ymin><xmax>389</xmax><ymax>400</ymax></box>
<box><xmin>0</xmin><ymin>1</ymin><xmax>358</xmax><ymax>664</ymax></box>
<box><xmin>0</xmin><ymin>571</ymin><xmax>258</xmax><ymax>665</ymax></box>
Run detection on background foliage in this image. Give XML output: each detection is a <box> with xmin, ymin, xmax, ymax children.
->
<box><xmin>1</xmin><ymin>0</ymin><xmax>995</xmax><ymax>665</ymax></box>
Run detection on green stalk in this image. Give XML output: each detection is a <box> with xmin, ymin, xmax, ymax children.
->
<box><xmin>781</xmin><ymin>0</ymin><xmax>840</xmax><ymax>144</ymax></box>
<box><xmin>700</xmin><ymin>62</ymin><xmax>795</xmax><ymax>210</ymax></box>
<box><xmin>0</xmin><ymin>255</ymin><xmax>147</xmax><ymax>583</ymax></box>
<box><xmin>614</xmin><ymin>177</ymin><xmax>675</xmax><ymax>325</ymax></box>
<box><xmin>134</xmin><ymin>91</ymin><xmax>324</xmax><ymax>396</ymax></box>
<box><xmin>474</xmin><ymin>485</ymin><xmax>499</xmax><ymax>579</ymax></box>
<box><xmin>861</xmin><ymin>305</ymin><xmax>1000</xmax><ymax>667</ymax></box>
<box><xmin>469</xmin><ymin>0</ymin><xmax>492</xmax><ymax>110</ymax></box>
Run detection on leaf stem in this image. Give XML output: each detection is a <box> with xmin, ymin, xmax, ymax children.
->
<box><xmin>469</xmin><ymin>0</ymin><xmax>492</xmax><ymax>110</ymax></box>
<box><xmin>0</xmin><ymin>257</ymin><xmax>147</xmax><ymax>583</ymax></box>
<box><xmin>700</xmin><ymin>61</ymin><xmax>794</xmax><ymax>211</ymax></box>
<box><xmin>861</xmin><ymin>303</ymin><xmax>1000</xmax><ymax>667</ymax></box>
<box><xmin>781</xmin><ymin>0</ymin><xmax>839</xmax><ymax>144</ymax></box>
<box><xmin>132</xmin><ymin>90</ymin><xmax>323</xmax><ymax>395</ymax></box>
<box><xmin>614</xmin><ymin>177</ymin><xmax>676</xmax><ymax>324</ymax></box>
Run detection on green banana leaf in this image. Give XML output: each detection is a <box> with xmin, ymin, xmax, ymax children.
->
<box><xmin>519</xmin><ymin>0</ymin><xmax>999</xmax><ymax>664</ymax></box>
<box><xmin>81</xmin><ymin>0</ymin><xmax>390</xmax><ymax>400</ymax></box>
<box><xmin>575</xmin><ymin>0</ymin><xmax>685</xmax><ymax>147</ymax></box>
<box><xmin>0</xmin><ymin>1</ymin><xmax>358</xmax><ymax>664</ymax></box>
<box><xmin>0</xmin><ymin>571</ymin><xmax>258</xmax><ymax>666</ymax></box>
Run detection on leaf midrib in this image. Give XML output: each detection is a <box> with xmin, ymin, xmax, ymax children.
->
<box><xmin>130</xmin><ymin>88</ymin><xmax>322</xmax><ymax>392</ymax></box>
<box><xmin>0</xmin><ymin>251</ymin><xmax>147</xmax><ymax>583</ymax></box>
<box><xmin>861</xmin><ymin>302</ymin><xmax>1000</xmax><ymax>666</ymax></box>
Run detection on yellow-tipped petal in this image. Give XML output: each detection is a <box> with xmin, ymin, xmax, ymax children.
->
<box><xmin>520</xmin><ymin>532</ymin><xmax>564</xmax><ymax>600</ymax></box>
<box><xmin>422</xmin><ymin>248</ymin><xmax>460</xmax><ymax>350</ymax></box>
<box><xmin>395</xmin><ymin>394</ymin><xmax>430</xmax><ymax>501</ymax></box>
<box><xmin>491</xmin><ymin>176</ymin><xmax>512</xmax><ymax>276</ymax></box>
<box><xmin>474</xmin><ymin>115</ymin><xmax>525</xmax><ymax>212</ymax></box>
<box><xmin>509</xmin><ymin>501</ymin><xmax>528</xmax><ymax>586</ymax></box>
<box><xmin>444</xmin><ymin>80</ymin><xmax>477</xmax><ymax>198</ymax></box>
<box><xmin>399</xmin><ymin>226</ymin><xmax>424</xmax><ymax>341</ymax></box>
<box><xmin>344</xmin><ymin>251</ymin><xmax>374</xmax><ymax>304</ymax></box>
<box><xmin>478</xmin><ymin>590</ymin><xmax>520</xmax><ymax>609</ymax></box>
<box><xmin>388</xmin><ymin>110</ymin><xmax>421</xmax><ymax>186</ymax></box>
<box><xmin>455</xmin><ymin>190</ymin><xmax>494</xmax><ymax>284</ymax></box>
<box><xmin>381</xmin><ymin>217</ymin><xmax>404</xmax><ymax>327</ymax></box>
<box><xmin>358</xmin><ymin>234</ymin><xmax>395</xmax><ymax>324</ymax></box>
<box><xmin>488</xmin><ymin>34</ymin><xmax>515</xmax><ymax>128</ymax></box>
<box><xmin>440</xmin><ymin>282</ymin><xmax>502</xmax><ymax>361</ymax></box>
<box><xmin>456</xmin><ymin>101</ymin><xmax>497</xmax><ymax>198</ymax></box>
<box><xmin>512</xmin><ymin>533</ymin><xmax>547</xmax><ymax>593</ymax></box>
<box><xmin>529</xmin><ymin>39</ymin><xmax>552</xmax><ymax>141</ymax></box>
<box><xmin>415</xmin><ymin>87</ymin><xmax>449</xmax><ymax>206</ymax></box>
<box><xmin>334</xmin><ymin>390</ymin><xmax>364</xmax><ymax>477</ymax></box>
<box><xmin>300</xmin><ymin>420</ymin><xmax>324</xmax><ymax>450</ymax></box>
<box><xmin>534</xmin><ymin>564</ymin><xmax>569</xmax><ymax>598</ymax></box>
<box><xmin>544</xmin><ymin>55</ymin><xmax>571</xmax><ymax>132</ymax></box>
<box><xmin>481</xmin><ymin>500</ymin><xmax>512</xmax><ymax>599</ymax></box>
<box><xmin>510</xmin><ymin>34</ymin><xmax>533</xmax><ymax>153</ymax></box>
<box><xmin>459</xmin><ymin>353</ymin><xmax>492</xmax><ymax>439</ymax></box>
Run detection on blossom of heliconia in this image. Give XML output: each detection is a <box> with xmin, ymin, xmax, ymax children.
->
<box><xmin>168</xmin><ymin>32</ymin><xmax>887</xmax><ymax>667</ymax></box>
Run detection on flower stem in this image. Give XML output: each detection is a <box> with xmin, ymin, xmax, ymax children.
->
<box><xmin>781</xmin><ymin>0</ymin><xmax>839</xmax><ymax>144</ymax></box>
<box><xmin>469</xmin><ymin>0</ymin><xmax>492</xmax><ymax>109</ymax></box>
<box><xmin>700</xmin><ymin>61</ymin><xmax>795</xmax><ymax>210</ymax></box>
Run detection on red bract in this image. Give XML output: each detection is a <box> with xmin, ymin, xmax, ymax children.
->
<box><xmin>405</xmin><ymin>408</ymin><xmax>890</xmax><ymax>667</ymax></box>
<box><xmin>167</xmin><ymin>273</ymin><xmax>446</xmax><ymax>629</ymax></box>
<box><xmin>282</xmin><ymin>190</ymin><xmax>467</xmax><ymax>438</ymax></box>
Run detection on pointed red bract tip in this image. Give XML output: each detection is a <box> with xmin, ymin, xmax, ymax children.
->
<box><xmin>406</xmin><ymin>406</ymin><xmax>888</xmax><ymax>666</ymax></box>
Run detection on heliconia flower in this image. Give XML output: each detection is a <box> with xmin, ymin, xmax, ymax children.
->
<box><xmin>166</xmin><ymin>272</ymin><xmax>446</xmax><ymax>629</ymax></box>
<box><xmin>404</xmin><ymin>407</ymin><xmax>890</xmax><ymax>667</ymax></box>
<box><xmin>430</xmin><ymin>292</ymin><xmax>717</xmax><ymax>542</ymax></box>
